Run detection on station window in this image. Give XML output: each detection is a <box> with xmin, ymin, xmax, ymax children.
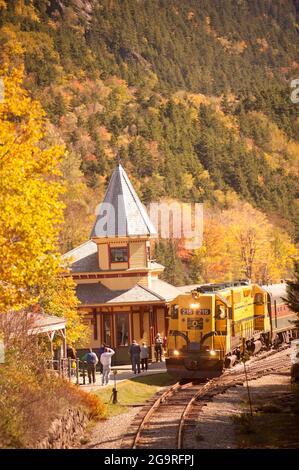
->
<box><xmin>103</xmin><ymin>314</ymin><xmax>112</xmax><ymax>346</ymax></box>
<box><xmin>171</xmin><ymin>304</ymin><xmax>179</xmax><ymax>319</ymax></box>
<box><xmin>116</xmin><ymin>313</ymin><xmax>129</xmax><ymax>346</ymax></box>
<box><xmin>110</xmin><ymin>246</ymin><xmax>128</xmax><ymax>263</ymax></box>
<box><xmin>216</xmin><ymin>304</ymin><xmax>226</xmax><ymax>319</ymax></box>
<box><xmin>254</xmin><ymin>293</ymin><xmax>264</xmax><ymax>305</ymax></box>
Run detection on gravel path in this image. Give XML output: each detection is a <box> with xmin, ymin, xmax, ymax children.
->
<box><xmin>80</xmin><ymin>407</ymin><xmax>142</xmax><ymax>449</ymax></box>
<box><xmin>186</xmin><ymin>386</ymin><xmax>242</xmax><ymax>449</ymax></box>
<box><xmin>238</xmin><ymin>369</ymin><xmax>291</xmax><ymax>403</ymax></box>
<box><xmin>188</xmin><ymin>356</ymin><xmax>292</xmax><ymax>449</ymax></box>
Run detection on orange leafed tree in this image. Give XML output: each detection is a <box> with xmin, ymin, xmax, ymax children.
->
<box><xmin>189</xmin><ymin>203</ymin><xmax>296</xmax><ymax>284</ymax></box>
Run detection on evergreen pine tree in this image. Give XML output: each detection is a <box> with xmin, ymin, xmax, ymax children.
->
<box><xmin>284</xmin><ymin>260</ymin><xmax>299</xmax><ymax>330</ymax></box>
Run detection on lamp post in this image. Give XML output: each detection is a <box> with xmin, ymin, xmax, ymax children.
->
<box><xmin>242</xmin><ymin>356</ymin><xmax>253</xmax><ymax>416</ymax></box>
<box><xmin>112</xmin><ymin>369</ymin><xmax>118</xmax><ymax>404</ymax></box>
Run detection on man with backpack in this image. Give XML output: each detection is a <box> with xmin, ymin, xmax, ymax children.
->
<box><xmin>86</xmin><ymin>348</ymin><xmax>99</xmax><ymax>384</ymax></box>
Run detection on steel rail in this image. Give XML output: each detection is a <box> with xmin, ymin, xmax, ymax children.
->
<box><xmin>129</xmin><ymin>346</ymin><xmax>290</xmax><ymax>449</ymax></box>
<box><xmin>177</xmin><ymin>380</ymin><xmax>212</xmax><ymax>449</ymax></box>
<box><xmin>132</xmin><ymin>381</ymin><xmax>182</xmax><ymax>449</ymax></box>
<box><xmin>177</xmin><ymin>346</ymin><xmax>290</xmax><ymax>448</ymax></box>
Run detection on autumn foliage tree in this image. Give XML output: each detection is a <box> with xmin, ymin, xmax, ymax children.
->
<box><xmin>284</xmin><ymin>259</ymin><xmax>299</xmax><ymax>331</ymax></box>
<box><xmin>0</xmin><ymin>61</ymin><xmax>64</xmax><ymax>312</ymax></box>
<box><xmin>0</xmin><ymin>43</ymin><xmax>88</xmax><ymax>347</ymax></box>
<box><xmin>39</xmin><ymin>275</ymin><xmax>89</xmax><ymax>348</ymax></box>
<box><xmin>188</xmin><ymin>203</ymin><xmax>296</xmax><ymax>285</ymax></box>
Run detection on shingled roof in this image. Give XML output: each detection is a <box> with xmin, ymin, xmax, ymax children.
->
<box><xmin>76</xmin><ymin>283</ymin><xmax>163</xmax><ymax>305</ymax></box>
<box><xmin>91</xmin><ymin>164</ymin><xmax>157</xmax><ymax>238</ymax></box>
<box><xmin>63</xmin><ymin>240</ymin><xmax>100</xmax><ymax>273</ymax></box>
<box><xmin>76</xmin><ymin>279</ymin><xmax>182</xmax><ymax>305</ymax></box>
<box><xmin>149</xmin><ymin>279</ymin><xmax>182</xmax><ymax>302</ymax></box>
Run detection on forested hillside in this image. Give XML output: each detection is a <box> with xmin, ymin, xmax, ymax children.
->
<box><xmin>0</xmin><ymin>0</ymin><xmax>298</xmax><ymax>283</ymax></box>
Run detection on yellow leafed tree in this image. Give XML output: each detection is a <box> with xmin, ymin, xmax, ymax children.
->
<box><xmin>0</xmin><ymin>61</ymin><xmax>64</xmax><ymax>312</ymax></box>
<box><xmin>190</xmin><ymin>214</ymin><xmax>231</xmax><ymax>283</ymax></box>
<box><xmin>39</xmin><ymin>275</ymin><xmax>89</xmax><ymax>348</ymax></box>
<box><xmin>0</xmin><ymin>34</ymin><xmax>88</xmax><ymax>347</ymax></box>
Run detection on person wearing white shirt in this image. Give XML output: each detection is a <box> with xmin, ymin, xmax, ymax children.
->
<box><xmin>100</xmin><ymin>347</ymin><xmax>115</xmax><ymax>385</ymax></box>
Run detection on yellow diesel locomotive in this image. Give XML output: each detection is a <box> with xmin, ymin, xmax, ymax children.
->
<box><xmin>166</xmin><ymin>281</ymin><xmax>297</xmax><ymax>379</ymax></box>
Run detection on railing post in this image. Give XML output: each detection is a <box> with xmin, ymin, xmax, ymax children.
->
<box><xmin>68</xmin><ymin>357</ymin><xmax>71</xmax><ymax>381</ymax></box>
<box><xmin>76</xmin><ymin>358</ymin><xmax>79</xmax><ymax>385</ymax></box>
<box><xmin>82</xmin><ymin>361</ymin><xmax>86</xmax><ymax>385</ymax></box>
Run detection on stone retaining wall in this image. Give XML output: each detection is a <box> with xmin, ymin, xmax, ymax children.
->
<box><xmin>36</xmin><ymin>408</ymin><xmax>88</xmax><ymax>449</ymax></box>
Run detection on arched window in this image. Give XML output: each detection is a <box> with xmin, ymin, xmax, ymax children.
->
<box><xmin>255</xmin><ymin>293</ymin><xmax>264</xmax><ymax>305</ymax></box>
<box><xmin>216</xmin><ymin>304</ymin><xmax>226</xmax><ymax>319</ymax></box>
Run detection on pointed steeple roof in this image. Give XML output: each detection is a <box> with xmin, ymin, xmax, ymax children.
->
<box><xmin>91</xmin><ymin>164</ymin><xmax>157</xmax><ymax>238</ymax></box>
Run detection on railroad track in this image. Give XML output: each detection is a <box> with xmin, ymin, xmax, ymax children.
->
<box><xmin>122</xmin><ymin>380</ymin><xmax>206</xmax><ymax>449</ymax></box>
<box><xmin>121</xmin><ymin>346</ymin><xmax>290</xmax><ymax>449</ymax></box>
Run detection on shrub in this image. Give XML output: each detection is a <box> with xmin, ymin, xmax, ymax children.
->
<box><xmin>0</xmin><ymin>312</ymin><xmax>106</xmax><ymax>448</ymax></box>
<box><xmin>69</xmin><ymin>385</ymin><xmax>107</xmax><ymax>421</ymax></box>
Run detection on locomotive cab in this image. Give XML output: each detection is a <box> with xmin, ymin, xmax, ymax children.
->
<box><xmin>166</xmin><ymin>291</ymin><xmax>226</xmax><ymax>379</ymax></box>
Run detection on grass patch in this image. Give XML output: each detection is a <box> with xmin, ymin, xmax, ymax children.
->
<box><xmin>235</xmin><ymin>412</ymin><xmax>299</xmax><ymax>448</ymax></box>
<box><xmin>93</xmin><ymin>373</ymin><xmax>176</xmax><ymax>417</ymax></box>
<box><xmin>256</xmin><ymin>403</ymin><xmax>283</xmax><ymax>413</ymax></box>
<box><xmin>233</xmin><ymin>388</ymin><xmax>299</xmax><ymax>448</ymax></box>
<box><xmin>232</xmin><ymin>413</ymin><xmax>255</xmax><ymax>435</ymax></box>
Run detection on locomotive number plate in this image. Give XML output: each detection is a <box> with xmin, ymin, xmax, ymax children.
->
<box><xmin>181</xmin><ymin>308</ymin><xmax>193</xmax><ymax>315</ymax></box>
<box><xmin>196</xmin><ymin>309</ymin><xmax>210</xmax><ymax>315</ymax></box>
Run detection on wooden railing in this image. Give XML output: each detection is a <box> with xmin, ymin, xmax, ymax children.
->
<box><xmin>45</xmin><ymin>358</ymin><xmax>91</xmax><ymax>385</ymax></box>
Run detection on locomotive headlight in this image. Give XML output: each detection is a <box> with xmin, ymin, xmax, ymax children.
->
<box><xmin>209</xmin><ymin>350</ymin><xmax>216</xmax><ymax>356</ymax></box>
<box><xmin>190</xmin><ymin>303</ymin><xmax>199</xmax><ymax>309</ymax></box>
<box><xmin>173</xmin><ymin>349</ymin><xmax>180</xmax><ymax>356</ymax></box>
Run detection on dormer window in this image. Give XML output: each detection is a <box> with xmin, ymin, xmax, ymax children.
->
<box><xmin>110</xmin><ymin>246</ymin><xmax>128</xmax><ymax>263</ymax></box>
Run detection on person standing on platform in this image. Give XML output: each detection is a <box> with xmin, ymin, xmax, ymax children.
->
<box><xmin>129</xmin><ymin>340</ymin><xmax>141</xmax><ymax>374</ymax></box>
<box><xmin>154</xmin><ymin>333</ymin><xmax>163</xmax><ymax>362</ymax></box>
<box><xmin>100</xmin><ymin>347</ymin><xmax>115</xmax><ymax>385</ymax></box>
<box><xmin>86</xmin><ymin>348</ymin><xmax>99</xmax><ymax>384</ymax></box>
<box><xmin>140</xmin><ymin>342</ymin><xmax>149</xmax><ymax>371</ymax></box>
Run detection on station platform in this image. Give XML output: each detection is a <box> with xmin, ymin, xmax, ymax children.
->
<box><xmin>74</xmin><ymin>360</ymin><xmax>167</xmax><ymax>392</ymax></box>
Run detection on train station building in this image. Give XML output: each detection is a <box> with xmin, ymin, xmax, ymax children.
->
<box><xmin>63</xmin><ymin>164</ymin><xmax>182</xmax><ymax>363</ymax></box>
